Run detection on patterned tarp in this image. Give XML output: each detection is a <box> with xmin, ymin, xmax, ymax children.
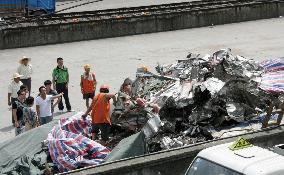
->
<box><xmin>259</xmin><ymin>58</ymin><xmax>284</xmax><ymax>94</ymax></box>
<box><xmin>47</xmin><ymin>112</ymin><xmax>110</xmax><ymax>172</ymax></box>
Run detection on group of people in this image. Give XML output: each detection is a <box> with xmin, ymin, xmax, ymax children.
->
<box><xmin>9</xmin><ymin>56</ymin><xmax>284</xmax><ymax>144</ymax></box>
<box><xmin>7</xmin><ymin>56</ymin><xmax>159</xmax><ymax>144</ymax></box>
<box><xmin>7</xmin><ymin>57</ymin><xmax>100</xmax><ymax>136</ymax></box>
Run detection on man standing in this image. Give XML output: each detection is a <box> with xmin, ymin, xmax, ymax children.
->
<box><xmin>12</xmin><ymin>89</ymin><xmax>27</xmax><ymax>136</ymax></box>
<box><xmin>80</xmin><ymin>64</ymin><xmax>97</xmax><ymax>109</ymax></box>
<box><xmin>82</xmin><ymin>85</ymin><xmax>117</xmax><ymax>144</ymax></box>
<box><xmin>36</xmin><ymin>86</ymin><xmax>63</xmax><ymax>125</ymax></box>
<box><xmin>44</xmin><ymin>80</ymin><xmax>61</xmax><ymax>114</ymax></box>
<box><xmin>262</xmin><ymin>96</ymin><xmax>284</xmax><ymax>128</ymax></box>
<box><xmin>8</xmin><ymin>73</ymin><xmax>23</xmax><ymax>125</ymax></box>
<box><xmin>17</xmin><ymin>56</ymin><xmax>33</xmax><ymax>96</ymax></box>
<box><xmin>52</xmin><ymin>57</ymin><xmax>72</xmax><ymax>112</ymax></box>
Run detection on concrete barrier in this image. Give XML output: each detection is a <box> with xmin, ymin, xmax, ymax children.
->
<box><xmin>63</xmin><ymin>125</ymin><xmax>284</xmax><ymax>175</ymax></box>
<box><xmin>1</xmin><ymin>1</ymin><xmax>284</xmax><ymax>49</ymax></box>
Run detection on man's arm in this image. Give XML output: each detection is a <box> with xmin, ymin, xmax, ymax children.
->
<box><xmin>106</xmin><ymin>94</ymin><xmax>117</xmax><ymax>106</ymax></box>
<box><xmin>52</xmin><ymin>97</ymin><xmax>61</xmax><ymax>108</ymax></box>
<box><xmin>82</xmin><ymin>97</ymin><xmax>98</xmax><ymax>117</ymax></box>
<box><xmin>8</xmin><ymin>93</ymin><xmax>11</xmax><ymax>106</ymax></box>
<box><xmin>66</xmin><ymin>69</ymin><xmax>69</xmax><ymax>89</ymax></box>
<box><xmin>93</xmin><ymin>73</ymin><xmax>97</xmax><ymax>91</ymax></box>
<box><xmin>83</xmin><ymin>104</ymin><xmax>93</xmax><ymax>117</ymax></box>
<box><xmin>13</xmin><ymin>109</ymin><xmax>19</xmax><ymax>127</ymax></box>
<box><xmin>52</xmin><ymin>69</ymin><xmax>56</xmax><ymax>90</ymax></box>
<box><xmin>50</xmin><ymin>93</ymin><xmax>63</xmax><ymax>100</ymax></box>
<box><xmin>30</xmin><ymin>64</ymin><xmax>33</xmax><ymax>74</ymax></box>
<box><xmin>80</xmin><ymin>75</ymin><xmax>84</xmax><ymax>94</ymax></box>
<box><xmin>8</xmin><ymin>83</ymin><xmax>12</xmax><ymax>106</ymax></box>
<box><xmin>36</xmin><ymin>105</ymin><xmax>40</xmax><ymax>119</ymax></box>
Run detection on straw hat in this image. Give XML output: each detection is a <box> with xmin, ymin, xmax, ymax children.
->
<box><xmin>84</xmin><ymin>64</ymin><xmax>91</xmax><ymax>69</ymax></box>
<box><xmin>12</xmin><ymin>73</ymin><xmax>23</xmax><ymax>79</ymax></box>
<box><xmin>19</xmin><ymin>56</ymin><xmax>31</xmax><ymax>64</ymax></box>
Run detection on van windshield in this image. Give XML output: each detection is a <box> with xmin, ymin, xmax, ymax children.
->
<box><xmin>186</xmin><ymin>157</ymin><xmax>242</xmax><ymax>175</ymax></box>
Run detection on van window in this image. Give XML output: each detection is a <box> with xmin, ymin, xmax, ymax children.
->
<box><xmin>186</xmin><ymin>157</ymin><xmax>242</xmax><ymax>175</ymax></box>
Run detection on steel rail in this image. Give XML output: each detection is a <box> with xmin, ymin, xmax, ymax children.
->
<box><xmin>1</xmin><ymin>0</ymin><xmax>283</xmax><ymax>29</ymax></box>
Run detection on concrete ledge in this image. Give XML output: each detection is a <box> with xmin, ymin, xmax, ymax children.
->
<box><xmin>63</xmin><ymin>125</ymin><xmax>284</xmax><ymax>175</ymax></box>
<box><xmin>1</xmin><ymin>1</ymin><xmax>284</xmax><ymax>49</ymax></box>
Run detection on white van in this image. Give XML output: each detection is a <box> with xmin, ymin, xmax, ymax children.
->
<box><xmin>185</xmin><ymin>138</ymin><xmax>284</xmax><ymax>175</ymax></box>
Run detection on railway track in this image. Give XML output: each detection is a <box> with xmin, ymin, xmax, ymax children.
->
<box><xmin>1</xmin><ymin>0</ymin><xmax>283</xmax><ymax>29</ymax></box>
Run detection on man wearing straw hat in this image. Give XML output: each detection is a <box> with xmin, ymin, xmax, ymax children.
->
<box><xmin>17</xmin><ymin>56</ymin><xmax>33</xmax><ymax>96</ymax></box>
<box><xmin>8</xmin><ymin>73</ymin><xmax>23</xmax><ymax>125</ymax></box>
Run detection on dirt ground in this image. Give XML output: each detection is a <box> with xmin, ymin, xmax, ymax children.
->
<box><xmin>0</xmin><ymin>17</ymin><xmax>284</xmax><ymax>143</ymax></box>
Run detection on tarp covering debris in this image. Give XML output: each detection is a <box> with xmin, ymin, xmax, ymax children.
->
<box><xmin>259</xmin><ymin>58</ymin><xmax>284</xmax><ymax>94</ymax></box>
<box><xmin>0</xmin><ymin>112</ymin><xmax>76</xmax><ymax>175</ymax></box>
<box><xmin>105</xmin><ymin>131</ymin><xmax>146</xmax><ymax>162</ymax></box>
<box><xmin>46</xmin><ymin>112</ymin><xmax>110</xmax><ymax>172</ymax></box>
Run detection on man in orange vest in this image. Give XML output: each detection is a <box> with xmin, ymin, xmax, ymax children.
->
<box><xmin>80</xmin><ymin>64</ymin><xmax>97</xmax><ymax>109</ymax></box>
<box><xmin>82</xmin><ymin>85</ymin><xmax>117</xmax><ymax>144</ymax></box>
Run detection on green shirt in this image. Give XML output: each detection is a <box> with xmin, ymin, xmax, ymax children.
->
<box><xmin>52</xmin><ymin>66</ymin><xmax>69</xmax><ymax>84</ymax></box>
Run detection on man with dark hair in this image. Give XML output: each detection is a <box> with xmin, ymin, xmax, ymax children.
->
<box><xmin>52</xmin><ymin>57</ymin><xmax>72</xmax><ymax>112</ymax></box>
<box><xmin>36</xmin><ymin>86</ymin><xmax>63</xmax><ymax>125</ymax></box>
<box><xmin>44</xmin><ymin>80</ymin><xmax>61</xmax><ymax>114</ymax></box>
<box><xmin>23</xmin><ymin>96</ymin><xmax>38</xmax><ymax>130</ymax></box>
<box><xmin>20</xmin><ymin>84</ymin><xmax>29</xmax><ymax>99</ymax></box>
<box><xmin>82</xmin><ymin>85</ymin><xmax>117</xmax><ymax>144</ymax></box>
<box><xmin>12</xmin><ymin>89</ymin><xmax>27</xmax><ymax>136</ymax></box>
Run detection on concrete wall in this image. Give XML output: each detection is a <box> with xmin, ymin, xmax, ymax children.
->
<box><xmin>1</xmin><ymin>1</ymin><xmax>284</xmax><ymax>49</ymax></box>
<box><xmin>63</xmin><ymin>125</ymin><xmax>284</xmax><ymax>175</ymax></box>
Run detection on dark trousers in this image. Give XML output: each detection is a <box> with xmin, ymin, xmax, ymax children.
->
<box><xmin>56</xmin><ymin>83</ymin><xmax>71</xmax><ymax>111</ymax></box>
<box><xmin>11</xmin><ymin>97</ymin><xmax>17</xmax><ymax>124</ymax></box>
<box><xmin>21</xmin><ymin>78</ymin><xmax>31</xmax><ymax>96</ymax></box>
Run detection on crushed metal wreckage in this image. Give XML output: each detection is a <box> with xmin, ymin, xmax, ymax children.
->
<box><xmin>110</xmin><ymin>48</ymin><xmax>284</xmax><ymax>152</ymax></box>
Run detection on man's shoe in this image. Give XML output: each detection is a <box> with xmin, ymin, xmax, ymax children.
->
<box><xmin>58</xmin><ymin>110</ymin><xmax>64</xmax><ymax>113</ymax></box>
<box><xmin>67</xmin><ymin>109</ymin><xmax>75</xmax><ymax>112</ymax></box>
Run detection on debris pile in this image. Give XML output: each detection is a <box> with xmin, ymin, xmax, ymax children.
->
<box><xmin>111</xmin><ymin>49</ymin><xmax>281</xmax><ymax>152</ymax></box>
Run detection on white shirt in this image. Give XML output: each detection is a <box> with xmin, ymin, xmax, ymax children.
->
<box><xmin>17</xmin><ymin>64</ymin><xmax>33</xmax><ymax>79</ymax></box>
<box><xmin>8</xmin><ymin>81</ymin><xmax>23</xmax><ymax>98</ymax></box>
<box><xmin>36</xmin><ymin>95</ymin><xmax>52</xmax><ymax>117</ymax></box>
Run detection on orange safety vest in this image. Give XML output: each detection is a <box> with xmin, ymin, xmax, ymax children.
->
<box><xmin>81</xmin><ymin>73</ymin><xmax>96</xmax><ymax>94</ymax></box>
<box><xmin>91</xmin><ymin>93</ymin><xmax>111</xmax><ymax>125</ymax></box>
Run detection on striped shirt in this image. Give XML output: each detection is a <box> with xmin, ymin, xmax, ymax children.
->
<box><xmin>17</xmin><ymin>64</ymin><xmax>33</xmax><ymax>79</ymax></box>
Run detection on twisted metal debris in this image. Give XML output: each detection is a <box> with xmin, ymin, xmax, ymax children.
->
<box><xmin>110</xmin><ymin>49</ymin><xmax>283</xmax><ymax>151</ymax></box>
